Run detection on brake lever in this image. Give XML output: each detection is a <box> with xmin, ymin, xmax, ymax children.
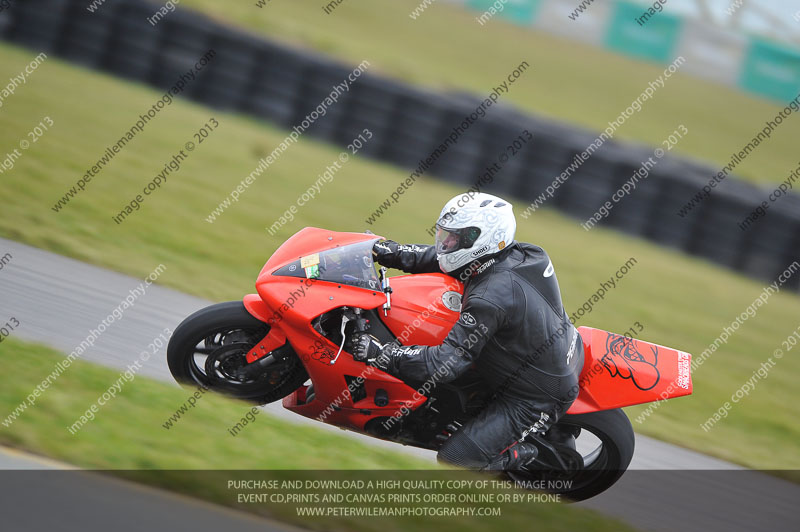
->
<box><xmin>329</xmin><ymin>312</ymin><xmax>351</xmax><ymax>365</ymax></box>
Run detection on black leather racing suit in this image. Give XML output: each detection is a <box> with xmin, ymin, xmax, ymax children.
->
<box><xmin>375</xmin><ymin>241</ymin><xmax>584</xmax><ymax>469</ymax></box>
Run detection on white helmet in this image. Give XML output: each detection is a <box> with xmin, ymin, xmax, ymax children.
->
<box><xmin>434</xmin><ymin>193</ymin><xmax>516</xmax><ymax>273</ymax></box>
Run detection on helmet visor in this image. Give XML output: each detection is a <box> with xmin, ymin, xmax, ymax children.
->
<box><xmin>435</xmin><ymin>225</ymin><xmax>481</xmax><ymax>255</ymax></box>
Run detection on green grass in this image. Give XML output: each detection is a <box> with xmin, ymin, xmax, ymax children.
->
<box><xmin>0</xmin><ymin>338</ymin><xmax>634</xmax><ymax>532</ymax></box>
<box><xmin>174</xmin><ymin>0</ymin><xmax>800</xmax><ymax>185</ymax></box>
<box><xmin>0</xmin><ymin>339</ymin><xmax>425</xmax><ymax>470</ymax></box>
<box><xmin>0</xmin><ymin>43</ymin><xmax>799</xmax><ymax>471</ymax></box>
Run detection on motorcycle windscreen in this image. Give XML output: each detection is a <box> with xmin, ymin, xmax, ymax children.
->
<box><xmin>567</xmin><ymin>327</ymin><xmax>693</xmax><ymax>414</ymax></box>
<box><xmin>271</xmin><ymin>239</ymin><xmax>380</xmax><ymax>291</ymax></box>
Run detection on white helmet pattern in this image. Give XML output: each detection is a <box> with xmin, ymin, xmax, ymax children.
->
<box><xmin>434</xmin><ymin>192</ymin><xmax>516</xmax><ymax>273</ymax></box>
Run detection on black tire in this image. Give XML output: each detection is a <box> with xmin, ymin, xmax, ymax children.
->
<box><xmin>167</xmin><ymin>301</ymin><xmax>308</xmax><ymax>404</ymax></box>
<box><xmin>507</xmin><ymin>408</ymin><xmax>635</xmax><ymax>502</ymax></box>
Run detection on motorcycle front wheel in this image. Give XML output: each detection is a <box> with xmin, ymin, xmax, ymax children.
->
<box><xmin>167</xmin><ymin>301</ymin><xmax>308</xmax><ymax>404</ymax></box>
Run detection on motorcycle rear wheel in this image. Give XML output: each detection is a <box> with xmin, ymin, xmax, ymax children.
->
<box><xmin>506</xmin><ymin>408</ymin><xmax>635</xmax><ymax>502</ymax></box>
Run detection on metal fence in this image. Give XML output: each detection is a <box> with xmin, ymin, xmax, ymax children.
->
<box><xmin>1</xmin><ymin>0</ymin><xmax>798</xmax><ymax>291</ymax></box>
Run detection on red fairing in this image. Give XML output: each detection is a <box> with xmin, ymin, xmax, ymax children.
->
<box><xmin>379</xmin><ymin>274</ymin><xmax>463</xmax><ymax>345</ymax></box>
<box><xmin>252</xmin><ymin>228</ymin><xmax>426</xmax><ymax>432</ymax></box>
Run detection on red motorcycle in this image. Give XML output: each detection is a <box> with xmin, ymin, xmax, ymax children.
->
<box><xmin>167</xmin><ymin>228</ymin><xmax>692</xmax><ymax>500</ymax></box>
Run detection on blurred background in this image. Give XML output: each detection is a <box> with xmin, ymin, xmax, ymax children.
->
<box><xmin>6</xmin><ymin>0</ymin><xmax>799</xmax><ymax>283</ymax></box>
<box><xmin>1</xmin><ymin>0</ymin><xmax>799</xmax><ymax>530</ymax></box>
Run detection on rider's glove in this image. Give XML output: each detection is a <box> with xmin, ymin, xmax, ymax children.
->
<box><xmin>351</xmin><ymin>333</ymin><xmax>383</xmax><ymax>361</ymax></box>
<box><xmin>351</xmin><ymin>333</ymin><xmax>395</xmax><ymax>372</ymax></box>
<box><xmin>372</xmin><ymin>239</ymin><xmax>398</xmax><ymax>266</ymax></box>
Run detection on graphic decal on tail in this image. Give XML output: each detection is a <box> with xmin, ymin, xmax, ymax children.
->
<box><xmin>600</xmin><ymin>333</ymin><xmax>660</xmax><ymax>390</ymax></box>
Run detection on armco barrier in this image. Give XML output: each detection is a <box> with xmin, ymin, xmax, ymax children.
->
<box><xmin>0</xmin><ymin>0</ymin><xmax>797</xmax><ymax>291</ymax></box>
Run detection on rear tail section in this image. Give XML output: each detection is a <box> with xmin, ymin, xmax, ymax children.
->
<box><xmin>567</xmin><ymin>327</ymin><xmax>692</xmax><ymax>414</ymax></box>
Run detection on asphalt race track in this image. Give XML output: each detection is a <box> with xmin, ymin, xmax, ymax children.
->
<box><xmin>1</xmin><ymin>237</ymin><xmax>797</xmax><ymax>531</ymax></box>
<box><xmin>0</xmin><ymin>446</ymin><xmax>304</xmax><ymax>532</ymax></box>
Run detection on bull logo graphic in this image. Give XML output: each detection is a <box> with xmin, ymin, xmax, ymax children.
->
<box><xmin>600</xmin><ymin>334</ymin><xmax>660</xmax><ymax>391</ymax></box>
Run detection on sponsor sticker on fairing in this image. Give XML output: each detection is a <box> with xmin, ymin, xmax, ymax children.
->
<box><xmin>677</xmin><ymin>352</ymin><xmax>691</xmax><ymax>389</ymax></box>
<box><xmin>300</xmin><ymin>253</ymin><xmax>320</xmax><ymax>268</ymax></box>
